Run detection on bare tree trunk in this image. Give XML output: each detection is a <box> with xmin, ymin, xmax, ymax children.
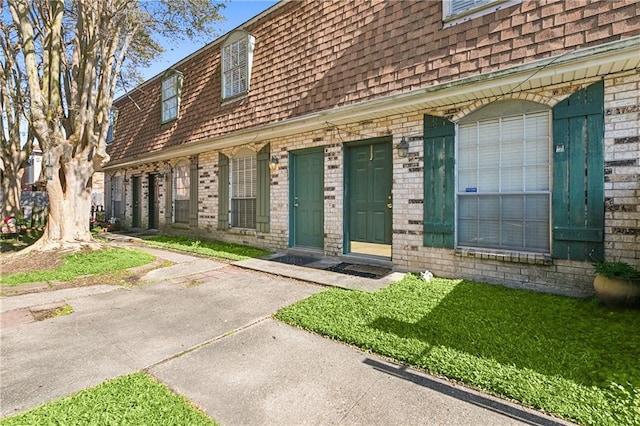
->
<box><xmin>1</xmin><ymin>167</ymin><xmax>24</xmax><ymax>219</ymax></box>
<box><xmin>29</xmin><ymin>149</ymin><xmax>94</xmax><ymax>250</ymax></box>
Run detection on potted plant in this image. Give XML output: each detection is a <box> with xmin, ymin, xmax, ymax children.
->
<box><xmin>592</xmin><ymin>261</ymin><xmax>640</xmax><ymax>308</ymax></box>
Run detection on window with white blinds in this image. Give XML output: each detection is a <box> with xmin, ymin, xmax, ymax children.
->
<box><xmin>457</xmin><ymin>107</ymin><xmax>551</xmax><ymax>252</ymax></box>
<box><xmin>174</xmin><ymin>162</ymin><xmax>190</xmax><ymax>224</ymax></box>
<box><xmin>450</xmin><ymin>0</ymin><xmax>494</xmax><ymax>15</ymax></box>
<box><xmin>231</xmin><ymin>150</ymin><xmax>257</xmax><ymax>229</ymax></box>
<box><xmin>111</xmin><ymin>175</ymin><xmax>122</xmax><ymax>219</ymax></box>
<box><xmin>443</xmin><ymin>0</ymin><xmax>520</xmax><ymax>24</ymax></box>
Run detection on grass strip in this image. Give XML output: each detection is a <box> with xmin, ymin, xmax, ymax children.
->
<box><xmin>143</xmin><ymin>235</ymin><xmax>270</xmax><ymax>261</ymax></box>
<box><xmin>0</xmin><ymin>248</ymin><xmax>155</xmax><ymax>286</ymax></box>
<box><xmin>0</xmin><ymin>372</ymin><xmax>216</xmax><ymax>425</ymax></box>
<box><xmin>275</xmin><ymin>274</ymin><xmax>640</xmax><ymax>425</ymax></box>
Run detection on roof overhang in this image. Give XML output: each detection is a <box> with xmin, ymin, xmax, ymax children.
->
<box><xmin>104</xmin><ymin>35</ymin><xmax>640</xmax><ymax>170</ymax></box>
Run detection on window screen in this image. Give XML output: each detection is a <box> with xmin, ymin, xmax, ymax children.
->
<box><xmin>174</xmin><ymin>163</ymin><xmax>190</xmax><ymax>224</ymax></box>
<box><xmin>457</xmin><ymin>109</ymin><xmax>551</xmax><ymax>252</ymax></box>
<box><xmin>162</xmin><ymin>75</ymin><xmax>179</xmax><ymax>122</ymax></box>
<box><xmin>231</xmin><ymin>151</ymin><xmax>257</xmax><ymax>228</ymax></box>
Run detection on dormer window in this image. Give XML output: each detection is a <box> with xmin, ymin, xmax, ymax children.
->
<box><xmin>106</xmin><ymin>108</ymin><xmax>118</xmax><ymax>145</ymax></box>
<box><xmin>162</xmin><ymin>71</ymin><xmax>183</xmax><ymax>123</ymax></box>
<box><xmin>222</xmin><ymin>31</ymin><xmax>255</xmax><ymax>100</ymax></box>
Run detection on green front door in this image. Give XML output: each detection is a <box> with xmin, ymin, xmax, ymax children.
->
<box><xmin>132</xmin><ymin>176</ymin><xmax>141</xmax><ymax>228</ymax></box>
<box><xmin>347</xmin><ymin>139</ymin><xmax>392</xmax><ymax>248</ymax></box>
<box><xmin>290</xmin><ymin>149</ymin><xmax>324</xmax><ymax>248</ymax></box>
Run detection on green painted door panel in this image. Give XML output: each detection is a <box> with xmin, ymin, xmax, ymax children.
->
<box><xmin>552</xmin><ymin>81</ymin><xmax>604</xmax><ymax>261</ymax></box>
<box><xmin>291</xmin><ymin>150</ymin><xmax>324</xmax><ymax>248</ymax></box>
<box><xmin>132</xmin><ymin>176</ymin><xmax>141</xmax><ymax>228</ymax></box>
<box><xmin>423</xmin><ymin>115</ymin><xmax>455</xmax><ymax>248</ymax></box>
<box><xmin>348</xmin><ymin>142</ymin><xmax>392</xmax><ymax>245</ymax></box>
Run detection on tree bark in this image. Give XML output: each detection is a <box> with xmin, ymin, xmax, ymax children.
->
<box><xmin>1</xmin><ymin>166</ymin><xmax>24</xmax><ymax>219</ymax></box>
<box><xmin>30</xmin><ymin>145</ymin><xmax>93</xmax><ymax>250</ymax></box>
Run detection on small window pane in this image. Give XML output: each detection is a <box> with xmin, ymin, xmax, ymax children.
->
<box><xmin>478</xmin><ymin>168</ymin><xmax>499</xmax><ymax>192</ymax></box>
<box><xmin>501</xmin><ymin>220</ymin><xmax>523</xmax><ymax>247</ymax></box>
<box><xmin>451</xmin><ymin>0</ymin><xmax>496</xmax><ymax>15</ymax></box>
<box><xmin>501</xmin><ymin>166</ymin><xmax>523</xmax><ymax>192</ymax></box>
<box><xmin>501</xmin><ymin>195</ymin><xmax>524</xmax><ymax>220</ymax></box>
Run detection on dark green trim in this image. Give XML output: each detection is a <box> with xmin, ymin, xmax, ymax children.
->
<box><xmin>343</xmin><ymin>137</ymin><xmax>392</xmax><ymax>254</ymax></box>
<box><xmin>160</xmin><ymin>70</ymin><xmax>184</xmax><ymax>125</ymax></box>
<box><xmin>423</xmin><ymin>114</ymin><xmax>455</xmax><ymax>248</ymax></box>
<box><xmin>256</xmin><ymin>144</ymin><xmax>270</xmax><ymax>233</ymax></box>
<box><xmin>552</xmin><ymin>81</ymin><xmax>604</xmax><ymax>261</ymax></box>
<box><xmin>165</xmin><ymin>168</ymin><xmax>173</xmax><ymax>223</ymax></box>
<box><xmin>289</xmin><ymin>146</ymin><xmax>325</xmax><ymax>248</ymax></box>
<box><xmin>217</xmin><ymin>153</ymin><xmax>229</xmax><ymax>230</ymax></box>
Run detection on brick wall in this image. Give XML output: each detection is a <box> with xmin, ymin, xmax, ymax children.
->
<box><xmin>109</xmin><ymin>62</ymin><xmax>638</xmax><ymax>297</ymax></box>
<box><xmin>604</xmin><ymin>71</ymin><xmax>640</xmax><ymax>267</ymax></box>
<box><xmin>107</xmin><ymin>1</ymin><xmax>640</xmax><ymax>295</ymax></box>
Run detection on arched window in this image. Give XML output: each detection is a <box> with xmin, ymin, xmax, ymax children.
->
<box><xmin>174</xmin><ymin>161</ymin><xmax>190</xmax><ymax>224</ymax></box>
<box><xmin>231</xmin><ymin>148</ymin><xmax>257</xmax><ymax>228</ymax></box>
<box><xmin>456</xmin><ymin>100</ymin><xmax>551</xmax><ymax>253</ymax></box>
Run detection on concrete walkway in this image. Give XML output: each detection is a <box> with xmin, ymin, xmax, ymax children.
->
<box><xmin>0</xmin><ymin>245</ymin><xmax>571</xmax><ymax>425</ymax></box>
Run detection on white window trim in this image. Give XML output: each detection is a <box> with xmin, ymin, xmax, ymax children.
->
<box><xmin>454</xmin><ymin>105</ymin><xmax>552</xmax><ymax>254</ymax></box>
<box><xmin>221</xmin><ymin>31</ymin><xmax>256</xmax><ymax>102</ymax></box>
<box><xmin>105</xmin><ymin>108</ymin><xmax>118</xmax><ymax>145</ymax></box>
<box><xmin>443</xmin><ymin>0</ymin><xmax>522</xmax><ymax>27</ymax></box>
<box><xmin>161</xmin><ymin>71</ymin><xmax>183</xmax><ymax>124</ymax></box>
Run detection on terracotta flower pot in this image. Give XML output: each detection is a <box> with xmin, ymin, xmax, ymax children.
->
<box><xmin>593</xmin><ymin>274</ymin><xmax>640</xmax><ymax>308</ymax></box>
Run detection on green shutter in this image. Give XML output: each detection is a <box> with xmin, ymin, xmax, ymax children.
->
<box><xmin>105</xmin><ymin>175</ymin><xmax>112</xmax><ymax>218</ymax></box>
<box><xmin>423</xmin><ymin>114</ymin><xmax>455</xmax><ymax>248</ymax></box>
<box><xmin>189</xmin><ymin>156</ymin><xmax>198</xmax><ymax>227</ymax></box>
<box><xmin>165</xmin><ymin>167</ymin><xmax>173</xmax><ymax>223</ymax></box>
<box><xmin>218</xmin><ymin>153</ymin><xmax>229</xmax><ymax>230</ymax></box>
<box><xmin>552</xmin><ymin>81</ymin><xmax>604</xmax><ymax>261</ymax></box>
<box><xmin>256</xmin><ymin>144</ymin><xmax>271</xmax><ymax>233</ymax></box>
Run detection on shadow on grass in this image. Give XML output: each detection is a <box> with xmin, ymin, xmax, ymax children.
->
<box><xmin>0</xmin><ymin>228</ymin><xmax>44</xmax><ymax>253</ymax></box>
<box><xmin>368</xmin><ymin>280</ymin><xmax>640</xmax><ymax>389</ymax></box>
<box><xmin>363</xmin><ymin>357</ymin><xmax>566</xmax><ymax>426</ymax></box>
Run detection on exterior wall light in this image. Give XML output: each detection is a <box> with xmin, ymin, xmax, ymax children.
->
<box><xmin>396</xmin><ymin>136</ymin><xmax>409</xmax><ymax>158</ymax></box>
<box><xmin>269</xmin><ymin>155</ymin><xmax>279</xmax><ymax>171</ymax></box>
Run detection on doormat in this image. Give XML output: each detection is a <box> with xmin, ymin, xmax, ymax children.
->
<box><xmin>269</xmin><ymin>255</ymin><xmax>319</xmax><ymax>266</ymax></box>
<box><xmin>324</xmin><ymin>263</ymin><xmax>391</xmax><ymax>279</ymax></box>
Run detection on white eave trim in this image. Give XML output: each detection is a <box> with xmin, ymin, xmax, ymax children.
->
<box><xmin>104</xmin><ymin>36</ymin><xmax>640</xmax><ymax>170</ymax></box>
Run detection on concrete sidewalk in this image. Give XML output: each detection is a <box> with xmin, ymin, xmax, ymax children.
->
<box><xmin>0</xmin><ymin>245</ymin><xmax>571</xmax><ymax>425</ymax></box>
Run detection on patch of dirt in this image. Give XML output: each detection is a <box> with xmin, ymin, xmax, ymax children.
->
<box><xmin>1</xmin><ymin>249</ymin><xmax>66</xmax><ymax>275</ymax></box>
<box><xmin>31</xmin><ymin>304</ymin><xmax>72</xmax><ymax>321</ymax></box>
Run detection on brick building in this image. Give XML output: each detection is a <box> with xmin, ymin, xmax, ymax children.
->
<box><xmin>105</xmin><ymin>0</ymin><xmax>640</xmax><ymax>296</ymax></box>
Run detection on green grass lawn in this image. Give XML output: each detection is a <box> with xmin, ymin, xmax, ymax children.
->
<box><xmin>0</xmin><ymin>372</ymin><xmax>217</xmax><ymax>425</ymax></box>
<box><xmin>142</xmin><ymin>235</ymin><xmax>271</xmax><ymax>261</ymax></box>
<box><xmin>0</xmin><ymin>248</ymin><xmax>155</xmax><ymax>286</ymax></box>
<box><xmin>275</xmin><ymin>274</ymin><xmax>640</xmax><ymax>425</ymax></box>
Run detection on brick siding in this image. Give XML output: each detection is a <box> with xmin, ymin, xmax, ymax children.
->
<box><xmin>109</xmin><ymin>0</ymin><xmax>640</xmax><ymax>163</ymax></box>
<box><xmin>107</xmin><ymin>1</ymin><xmax>640</xmax><ymax>296</ymax></box>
